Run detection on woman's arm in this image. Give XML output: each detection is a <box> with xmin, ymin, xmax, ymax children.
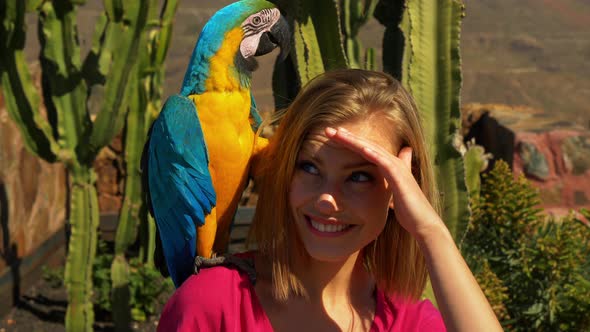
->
<box><xmin>325</xmin><ymin>126</ymin><xmax>502</xmax><ymax>332</ymax></box>
<box><xmin>416</xmin><ymin>218</ymin><xmax>502</xmax><ymax>332</ymax></box>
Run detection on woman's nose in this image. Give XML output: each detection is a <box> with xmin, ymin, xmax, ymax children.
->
<box><xmin>314</xmin><ymin>185</ymin><xmax>341</xmax><ymax>214</ymax></box>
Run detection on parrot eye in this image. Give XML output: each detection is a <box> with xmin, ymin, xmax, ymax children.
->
<box><xmin>252</xmin><ymin>16</ymin><xmax>262</xmax><ymax>25</ymax></box>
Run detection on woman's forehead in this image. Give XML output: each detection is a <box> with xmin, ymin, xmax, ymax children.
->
<box><xmin>301</xmin><ymin>117</ymin><xmax>399</xmax><ymax>155</ymax></box>
<box><xmin>302</xmin><ymin>130</ymin><xmax>335</xmax><ymax>148</ymax></box>
<box><xmin>298</xmin><ymin>133</ymin><xmax>372</xmax><ymax>167</ymax></box>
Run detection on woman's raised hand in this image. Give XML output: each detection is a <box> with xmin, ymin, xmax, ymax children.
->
<box><xmin>324</xmin><ymin>126</ymin><xmax>443</xmax><ymax>240</ymax></box>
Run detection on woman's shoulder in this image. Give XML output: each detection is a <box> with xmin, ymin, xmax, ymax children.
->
<box><xmin>168</xmin><ymin>252</ymin><xmax>256</xmax><ymax>306</ymax></box>
<box><xmin>373</xmin><ymin>290</ymin><xmax>446</xmax><ymax>331</ymax></box>
<box><xmin>159</xmin><ymin>265</ymin><xmax>247</xmax><ymax>317</ymax></box>
<box><xmin>157</xmin><ymin>253</ymin><xmax>263</xmax><ymax>331</ymax></box>
<box><xmin>177</xmin><ymin>264</ymin><xmax>246</xmax><ymax>300</ymax></box>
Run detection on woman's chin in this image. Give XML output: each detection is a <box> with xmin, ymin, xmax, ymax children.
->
<box><xmin>302</xmin><ymin>243</ymin><xmax>361</xmax><ymax>264</ymax></box>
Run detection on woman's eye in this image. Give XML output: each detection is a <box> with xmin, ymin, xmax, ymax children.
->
<box><xmin>349</xmin><ymin>171</ymin><xmax>372</xmax><ymax>183</ymax></box>
<box><xmin>298</xmin><ymin>161</ymin><xmax>319</xmax><ymax>175</ymax></box>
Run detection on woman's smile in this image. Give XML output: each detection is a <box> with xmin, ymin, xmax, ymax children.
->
<box><xmin>305</xmin><ymin>214</ymin><xmax>355</xmax><ymax>236</ymax></box>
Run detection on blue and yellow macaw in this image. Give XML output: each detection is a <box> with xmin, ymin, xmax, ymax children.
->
<box><xmin>143</xmin><ymin>0</ymin><xmax>289</xmax><ymax>288</ymax></box>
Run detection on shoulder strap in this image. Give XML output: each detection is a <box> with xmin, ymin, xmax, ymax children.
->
<box><xmin>194</xmin><ymin>254</ymin><xmax>257</xmax><ymax>285</ymax></box>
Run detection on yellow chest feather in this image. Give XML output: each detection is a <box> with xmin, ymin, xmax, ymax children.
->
<box><xmin>189</xmin><ymin>91</ymin><xmax>254</xmax><ymax>164</ymax></box>
<box><xmin>205</xmin><ymin>28</ymin><xmax>245</xmax><ymax>92</ymax></box>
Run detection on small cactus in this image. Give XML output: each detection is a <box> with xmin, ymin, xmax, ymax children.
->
<box><xmin>340</xmin><ymin>0</ymin><xmax>378</xmax><ymax>69</ymax></box>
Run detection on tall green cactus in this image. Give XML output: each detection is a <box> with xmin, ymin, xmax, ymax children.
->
<box><xmin>0</xmin><ymin>1</ymin><xmax>152</xmax><ymax>331</ymax></box>
<box><xmin>377</xmin><ymin>0</ymin><xmax>469</xmax><ymax>242</ymax></box>
<box><xmin>402</xmin><ymin>0</ymin><xmax>468</xmax><ymax>242</ymax></box>
<box><xmin>0</xmin><ymin>0</ymin><xmax>60</xmax><ymax>162</ymax></box>
<box><xmin>270</xmin><ymin>0</ymin><xmax>376</xmax><ymax>109</ymax></box>
<box><xmin>271</xmin><ymin>0</ymin><xmax>347</xmax><ymax>108</ymax></box>
<box><xmin>110</xmin><ymin>1</ymin><xmax>178</xmax><ymax>330</ymax></box>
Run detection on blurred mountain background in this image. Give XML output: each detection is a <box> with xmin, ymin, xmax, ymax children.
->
<box><xmin>461</xmin><ymin>0</ymin><xmax>590</xmax><ymax>127</ymax></box>
<box><xmin>168</xmin><ymin>0</ymin><xmax>590</xmax><ymax>126</ymax></box>
<box><xmin>22</xmin><ymin>0</ymin><xmax>590</xmax><ymax>126</ymax></box>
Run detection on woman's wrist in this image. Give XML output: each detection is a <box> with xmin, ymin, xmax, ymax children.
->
<box><xmin>413</xmin><ymin>217</ymin><xmax>453</xmax><ymax>250</ymax></box>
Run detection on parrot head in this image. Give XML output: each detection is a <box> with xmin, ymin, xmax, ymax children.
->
<box><xmin>237</xmin><ymin>1</ymin><xmax>290</xmax><ymax>69</ymax></box>
<box><xmin>181</xmin><ymin>0</ymin><xmax>290</xmax><ymax>95</ymax></box>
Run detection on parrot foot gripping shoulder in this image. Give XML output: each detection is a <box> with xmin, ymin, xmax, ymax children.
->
<box><xmin>193</xmin><ymin>254</ymin><xmax>257</xmax><ymax>285</ymax></box>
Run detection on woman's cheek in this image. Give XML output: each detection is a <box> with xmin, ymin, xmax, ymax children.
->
<box><xmin>289</xmin><ymin>173</ymin><xmax>312</xmax><ymax>206</ymax></box>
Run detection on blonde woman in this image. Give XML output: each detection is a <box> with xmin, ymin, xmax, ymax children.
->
<box><xmin>158</xmin><ymin>69</ymin><xmax>501</xmax><ymax>331</ymax></box>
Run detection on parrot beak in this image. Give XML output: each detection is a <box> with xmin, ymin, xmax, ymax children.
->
<box><xmin>255</xmin><ymin>15</ymin><xmax>291</xmax><ymax>61</ymax></box>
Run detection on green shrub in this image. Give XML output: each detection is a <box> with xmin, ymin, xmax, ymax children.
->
<box><xmin>517</xmin><ymin>214</ymin><xmax>590</xmax><ymax>331</ymax></box>
<box><xmin>42</xmin><ymin>265</ymin><xmax>65</xmax><ymax>289</ymax></box>
<box><xmin>463</xmin><ymin>160</ymin><xmax>590</xmax><ymax>331</ymax></box>
<box><xmin>41</xmin><ymin>238</ymin><xmax>173</xmax><ymax>323</ymax></box>
<box><xmin>127</xmin><ymin>257</ymin><xmax>174</xmax><ymax>321</ymax></box>
<box><xmin>474</xmin><ymin>260</ymin><xmax>511</xmax><ymax>323</ymax></box>
<box><xmin>93</xmin><ymin>240</ymin><xmax>115</xmax><ymax>313</ymax></box>
<box><xmin>92</xmin><ymin>239</ymin><xmax>173</xmax><ymax>322</ymax></box>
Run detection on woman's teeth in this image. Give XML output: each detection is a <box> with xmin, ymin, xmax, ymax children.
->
<box><xmin>310</xmin><ymin>219</ymin><xmax>350</xmax><ymax>232</ymax></box>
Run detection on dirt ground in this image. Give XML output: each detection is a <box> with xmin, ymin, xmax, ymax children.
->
<box><xmin>0</xmin><ymin>275</ymin><xmax>173</xmax><ymax>332</ymax></box>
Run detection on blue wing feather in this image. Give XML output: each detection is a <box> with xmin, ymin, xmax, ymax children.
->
<box><xmin>249</xmin><ymin>93</ymin><xmax>263</xmax><ymax>132</ymax></box>
<box><xmin>147</xmin><ymin>94</ymin><xmax>216</xmax><ymax>287</ymax></box>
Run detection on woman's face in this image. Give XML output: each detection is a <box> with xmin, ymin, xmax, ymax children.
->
<box><xmin>289</xmin><ymin>114</ymin><xmax>398</xmax><ymax>262</ymax></box>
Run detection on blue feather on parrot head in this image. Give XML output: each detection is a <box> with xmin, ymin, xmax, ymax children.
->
<box><xmin>181</xmin><ymin>0</ymin><xmax>290</xmax><ymax>95</ymax></box>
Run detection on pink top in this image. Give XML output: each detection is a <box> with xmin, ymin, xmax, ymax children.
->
<box><xmin>158</xmin><ymin>262</ymin><xmax>446</xmax><ymax>331</ymax></box>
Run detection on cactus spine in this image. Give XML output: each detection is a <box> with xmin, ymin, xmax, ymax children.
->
<box><xmin>0</xmin><ymin>1</ymin><xmax>155</xmax><ymax>330</ymax></box>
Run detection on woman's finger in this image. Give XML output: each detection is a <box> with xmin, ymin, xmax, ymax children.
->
<box><xmin>398</xmin><ymin>146</ymin><xmax>412</xmax><ymax>170</ymax></box>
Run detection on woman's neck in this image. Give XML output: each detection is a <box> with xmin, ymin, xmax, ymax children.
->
<box><xmin>254</xmin><ymin>250</ymin><xmax>377</xmax><ymax>332</ymax></box>
<box><xmin>292</xmin><ymin>251</ymin><xmax>376</xmax><ymax>307</ymax></box>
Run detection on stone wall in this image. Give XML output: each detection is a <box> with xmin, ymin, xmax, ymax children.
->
<box><xmin>463</xmin><ymin>103</ymin><xmax>590</xmax><ymax>216</ymax></box>
<box><xmin>0</xmin><ymin>84</ymin><xmax>68</xmax><ymax>311</ymax></box>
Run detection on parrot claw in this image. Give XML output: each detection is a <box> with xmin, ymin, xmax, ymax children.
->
<box><xmin>193</xmin><ymin>254</ymin><xmax>225</xmax><ymax>273</ymax></box>
<box><xmin>193</xmin><ymin>254</ymin><xmax>257</xmax><ymax>285</ymax></box>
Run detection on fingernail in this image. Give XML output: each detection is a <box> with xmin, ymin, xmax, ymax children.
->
<box><xmin>325</xmin><ymin>127</ymin><xmax>337</xmax><ymax>135</ymax></box>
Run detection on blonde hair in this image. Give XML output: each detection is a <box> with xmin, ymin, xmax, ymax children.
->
<box><xmin>250</xmin><ymin>69</ymin><xmax>440</xmax><ymax>302</ymax></box>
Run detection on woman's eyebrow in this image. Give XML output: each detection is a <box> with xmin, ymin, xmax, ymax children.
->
<box><xmin>299</xmin><ymin>140</ymin><xmax>321</xmax><ymax>154</ymax></box>
<box><xmin>298</xmin><ymin>147</ymin><xmax>322</xmax><ymax>164</ymax></box>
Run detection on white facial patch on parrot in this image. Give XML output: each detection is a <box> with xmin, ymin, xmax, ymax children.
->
<box><xmin>240</xmin><ymin>8</ymin><xmax>281</xmax><ymax>59</ymax></box>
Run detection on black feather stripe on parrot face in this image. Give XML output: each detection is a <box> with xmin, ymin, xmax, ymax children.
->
<box><xmin>239</xmin><ymin>7</ymin><xmax>290</xmax><ymax>71</ymax></box>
